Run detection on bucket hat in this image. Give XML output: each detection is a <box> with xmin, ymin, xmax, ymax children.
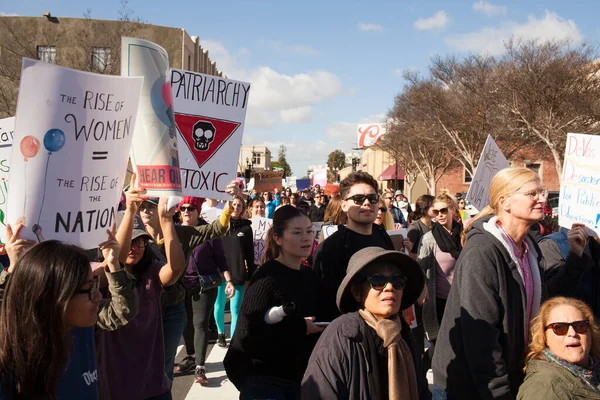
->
<box><xmin>336</xmin><ymin>247</ymin><xmax>425</xmax><ymax>314</ymax></box>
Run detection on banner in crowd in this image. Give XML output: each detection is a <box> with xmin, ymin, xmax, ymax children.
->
<box><xmin>323</xmin><ymin>183</ymin><xmax>339</xmax><ymax>196</ymax></box>
<box><xmin>171</xmin><ymin>68</ymin><xmax>250</xmax><ymax>201</ymax></box>
<box><xmin>7</xmin><ymin>59</ymin><xmax>143</xmax><ymax>248</ymax></box>
<box><xmin>296</xmin><ymin>178</ymin><xmax>310</xmax><ymax>191</ymax></box>
<box><xmin>253</xmin><ymin>170</ymin><xmax>283</xmax><ymax>192</ymax></box>
<box><xmin>285</xmin><ymin>176</ymin><xmax>297</xmax><ymax>192</ymax></box>
<box><xmin>251</xmin><ymin>216</ymin><xmax>273</xmax><ymax>265</ymax></box>
<box><xmin>357</xmin><ymin>123</ymin><xmax>386</xmax><ymax>148</ymax></box>
<box><xmin>466</xmin><ymin>135</ymin><xmax>510</xmax><ymax>211</ymax></box>
<box><xmin>312</xmin><ymin>167</ymin><xmax>327</xmax><ymax>187</ymax></box>
<box><xmin>0</xmin><ymin>117</ymin><xmax>14</xmax><ymax>244</ymax></box>
<box><xmin>121</xmin><ymin>37</ymin><xmax>182</xmax><ymax>196</ymax></box>
<box><xmin>559</xmin><ymin>133</ymin><xmax>600</xmax><ymax>236</ymax></box>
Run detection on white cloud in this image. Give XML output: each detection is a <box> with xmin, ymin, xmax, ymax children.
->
<box><xmin>472</xmin><ymin>1</ymin><xmax>507</xmax><ymax>16</ymax></box>
<box><xmin>260</xmin><ymin>39</ymin><xmax>319</xmax><ymax>56</ymax></box>
<box><xmin>358</xmin><ymin>22</ymin><xmax>384</xmax><ymax>32</ymax></box>
<box><xmin>201</xmin><ymin>40</ymin><xmax>345</xmax><ymax>128</ymax></box>
<box><xmin>393</xmin><ymin>68</ymin><xmax>404</xmax><ymax>77</ymax></box>
<box><xmin>445</xmin><ymin>11</ymin><xmax>584</xmax><ymax>55</ymax></box>
<box><xmin>280</xmin><ymin>106</ymin><xmax>312</xmax><ymax>124</ymax></box>
<box><xmin>414</xmin><ymin>11</ymin><xmax>449</xmax><ymax>31</ymax></box>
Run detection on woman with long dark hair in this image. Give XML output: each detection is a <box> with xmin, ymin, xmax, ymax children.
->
<box><xmin>0</xmin><ymin>226</ymin><xmax>132</xmax><ymax>399</ymax></box>
<box><xmin>224</xmin><ymin>205</ymin><xmax>323</xmax><ymax>399</ymax></box>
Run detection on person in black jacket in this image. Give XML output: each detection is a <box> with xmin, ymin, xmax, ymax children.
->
<box><xmin>223</xmin><ymin>206</ymin><xmax>323</xmax><ymax>399</ymax></box>
<box><xmin>313</xmin><ymin>172</ymin><xmax>395</xmax><ymax>323</ymax></box>
<box><xmin>215</xmin><ymin>195</ymin><xmax>256</xmax><ymax>346</ymax></box>
<box><xmin>302</xmin><ymin>246</ymin><xmax>428</xmax><ymax>399</ymax></box>
<box><xmin>309</xmin><ymin>192</ymin><xmax>326</xmax><ymax>222</ymax></box>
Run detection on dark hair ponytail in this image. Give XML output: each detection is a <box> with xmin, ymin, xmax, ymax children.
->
<box><xmin>409</xmin><ymin>194</ymin><xmax>434</xmax><ymax>221</ymax></box>
<box><xmin>263</xmin><ymin>205</ymin><xmax>308</xmax><ymax>263</ymax></box>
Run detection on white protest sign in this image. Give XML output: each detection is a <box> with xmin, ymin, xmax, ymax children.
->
<box><xmin>286</xmin><ymin>176</ymin><xmax>297</xmax><ymax>192</ymax></box>
<box><xmin>251</xmin><ymin>216</ymin><xmax>273</xmax><ymax>265</ymax></box>
<box><xmin>311</xmin><ymin>222</ymin><xmax>324</xmax><ymax>241</ymax></box>
<box><xmin>171</xmin><ymin>68</ymin><xmax>250</xmax><ymax>201</ymax></box>
<box><xmin>121</xmin><ymin>37</ymin><xmax>182</xmax><ymax>196</ymax></box>
<box><xmin>7</xmin><ymin>59</ymin><xmax>143</xmax><ymax>249</ymax></box>
<box><xmin>0</xmin><ymin>117</ymin><xmax>14</xmax><ymax>244</ymax></box>
<box><xmin>313</xmin><ymin>167</ymin><xmax>327</xmax><ymax>187</ymax></box>
<box><xmin>321</xmin><ymin>224</ymin><xmax>339</xmax><ymax>241</ymax></box>
<box><xmin>559</xmin><ymin>133</ymin><xmax>600</xmax><ymax>236</ymax></box>
<box><xmin>466</xmin><ymin>135</ymin><xmax>510</xmax><ymax>211</ymax></box>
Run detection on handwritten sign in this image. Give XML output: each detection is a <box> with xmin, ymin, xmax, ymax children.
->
<box><xmin>357</xmin><ymin>123</ymin><xmax>386</xmax><ymax>148</ymax></box>
<box><xmin>0</xmin><ymin>117</ymin><xmax>14</xmax><ymax>243</ymax></box>
<box><xmin>311</xmin><ymin>222</ymin><xmax>324</xmax><ymax>241</ymax></box>
<box><xmin>466</xmin><ymin>135</ymin><xmax>510</xmax><ymax>211</ymax></box>
<box><xmin>170</xmin><ymin>68</ymin><xmax>250</xmax><ymax>201</ymax></box>
<box><xmin>253</xmin><ymin>170</ymin><xmax>283</xmax><ymax>192</ymax></box>
<box><xmin>121</xmin><ymin>37</ymin><xmax>182</xmax><ymax>196</ymax></box>
<box><xmin>251</xmin><ymin>216</ymin><xmax>273</xmax><ymax>265</ymax></box>
<box><xmin>559</xmin><ymin>133</ymin><xmax>600</xmax><ymax>236</ymax></box>
<box><xmin>7</xmin><ymin>59</ymin><xmax>143</xmax><ymax>248</ymax></box>
<box><xmin>312</xmin><ymin>167</ymin><xmax>327</xmax><ymax>187</ymax></box>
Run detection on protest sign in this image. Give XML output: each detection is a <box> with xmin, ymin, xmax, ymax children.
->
<box><xmin>7</xmin><ymin>59</ymin><xmax>143</xmax><ymax>248</ymax></box>
<box><xmin>121</xmin><ymin>37</ymin><xmax>182</xmax><ymax>196</ymax></box>
<box><xmin>253</xmin><ymin>170</ymin><xmax>283</xmax><ymax>192</ymax></box>
<box><xmin>312</xmin><ymin>167</ymin><xmax>327</xmax><ymax>187</ymax></box>
<box><xmin>321</xmin><ymin>224</ymin><xmax>339</xmax><ymax>241</ymax></box>
<box><xmin>466</xmin><ymin>135</ymin><xmax>510</xmax><ymax>211</ymax></box>
<box><xmin>559</xmin><ymin>133</ymin><xmax>600</xmax><ymax>236</ymax></box>
<box><xmin>251</xmin><ymin>216</ymin><xmax>273</xmax><ymax>265</ymax></box>
<box><xmin>171</xmin><ymin>68</ymin><xmax>250</xmax><ymax>201</ymax></box>
<box><xmin>388</xmin><ymin>228</ymin><xmax>408</xmax><ymax>253</ymax></box>
<box><xmin>323</xmin><ymin>183</ymin><xmax>339</xmax><ymax>196</ymax></box>
<box><xmin>296</xmin><ymin>178</ymin><xmax>310</xmax><ymax>191</ymax></box>
<box><xmin>311</xmin><ymin>222</ymin><xmax>324</xmax><ymax>241</ymax></box>
<box><xmin>357</xmin><ymin>123</ymin><xmax>386</xmax><ymax>148</ymax></box>
<box><xmin>0</xmin><ymin>117</ymin><xmax>14</xmax><ymax>244</ymax></box>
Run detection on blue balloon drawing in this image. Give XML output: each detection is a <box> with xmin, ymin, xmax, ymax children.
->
<box><xmin>43</xmin><ymin>128</ymin><xmax>65</xmax><ymax>153</ymax></box>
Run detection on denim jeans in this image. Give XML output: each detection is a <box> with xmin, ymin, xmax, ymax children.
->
<box><xmin>240</xmin><ymin>377</ymin><xmax>301</xmax><ymax>400</ymax></box>
<box><xmin>162</xmin><ymin>300</ymin><xmax>188</xmax><ymax>383</ymax></box>
<box><xmin>431</xmin><ymin>384</ymin><xmax>447</xmax><ymax>400</ymax></box>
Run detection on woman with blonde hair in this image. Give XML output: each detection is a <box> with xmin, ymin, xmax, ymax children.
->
<box><xmin>518</xmin><ymin>297</ymin><xmax>600</xmax><ymax>399</ymax></box>
<box><xmin>432</xmin><ymin>167</ymin><xmax>548</xmax><ymax>399</ymax></box>
<box><xmin>374</xmin><ymin>198</ymin><xmax>395</xmax><ymax>231</ymax></box>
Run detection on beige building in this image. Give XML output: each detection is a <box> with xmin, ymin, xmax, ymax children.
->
<box><xmin>0</xmin><ymin>14</ymin><xmax>222</xmax><ymax>117</ymax></box>
<box><xmin>238</xmin><ymin>145</ymin><xmax>272</xmax><ymax>174</ymax></box>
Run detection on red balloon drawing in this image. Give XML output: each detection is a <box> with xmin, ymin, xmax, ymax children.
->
<box><xmin>20</xmin><ymin>135</ymin><xmax>40</xmax><ymax>161</ymax></box>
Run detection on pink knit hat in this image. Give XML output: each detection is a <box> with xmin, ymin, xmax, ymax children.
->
<box><xmin>178</xmin><ymin>196</ymin><xmax>205</xmax><ymax>210</ymax></box>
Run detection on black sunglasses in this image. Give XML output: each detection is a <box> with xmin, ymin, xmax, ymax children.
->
<box><xmin>345</xmin><ymin>193</ymin><xmax>379</xmax><ymax>205</ymax></box>
<box><xmin>546</xmin><ymin>320</ymin><xmax>590</xmax><ymax>336</ymax></box>
<box><xmin>365</xmin><ymin>275</ymin><xmax>406</xmax><ymax>291</ymax></box>
<box><xmin>432</xmin><ymin>207</ymin><xmax>449</xmax><ymax>216</ymax></box>
<box><xmin>180</xmin><ymin>206</ymin><xmax>197</xmax><ymax>212</ymax></box>
<box><xmin>379</xmin><ymin>207</ymin><xmax>387</xmax><ymax>213</ymax></box>
<box><xmin>75</xmin><ymin>276</ymin><xmax>99</xmax><ymax>301</ymax></box>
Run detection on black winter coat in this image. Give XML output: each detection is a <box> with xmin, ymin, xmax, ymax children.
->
<box><xmin>220</xmin><ymin>218</ymin><xmax>255</xmax><ymax>285</ymax></box>
<box><xmin>302</xmin><ymin>311</ymin><xmax>430</xmax><ymax>399</ymax></box>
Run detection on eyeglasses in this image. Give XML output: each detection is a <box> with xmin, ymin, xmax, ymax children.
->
<box><xmin>379</xmin><ymin>207</ymin><xmax>388</xmax><ymax>213</ymax></box>
<box><xmin>513</xmin><ymin>188</ymin><xmax>549</xmax><ymax>201</ymax></box>
<box><xmin>180</xmin><ymin>206</ymin><xmax>197</xmax><ymax>212</ymax></box>
<box><xmin>545</xmin><ymin>320</ymin><xmax>590</xmax><ymax>336</ymax></box>
<box><xmin>75</xmin><ymin>276</ymin><xmax>99</xmax><ymax>301</ymax></box>
<box><xmin>345</xmin><ymin>193</ymin><xmax>379</xmax><ymax>205</ymax></box>
<box><xmin>131</xmin><ymin>237</ymin><xmax>149</xmax><ymax>249</ymax></box>
<box><xmin>431</xmin><ymin>207</ymin><xmax>449</xmax><ymax>216</ymax></box>
<box><xmin>139</xmin><ymin>202</ymin><xmax>157</xmax><ymax>212</ymax></box>
<box><xmin>365</xmin><ymin>275</ymin><xmax>406</xmax><ymax>291</ymax></box>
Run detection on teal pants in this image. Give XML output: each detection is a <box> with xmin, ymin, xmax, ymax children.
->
<box><xmin>214</xmin><ymin>281</ymin><xmax>244</xmax><ymax>337</ymax></box>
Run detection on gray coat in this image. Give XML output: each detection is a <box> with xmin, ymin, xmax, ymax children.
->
<box><xmin>417</xmin><ymin>231</ymin><xmax>445</xmax><ymax>341</ymax></box>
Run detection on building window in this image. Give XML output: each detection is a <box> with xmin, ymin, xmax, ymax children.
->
<box><xmin>252</xmin><ymin>153</ymin><xmax>261</xmax><ymax>165</ymax></box>
<box><xmin>526</xmin><ymin>162</ymin><xmax>542</xmax><ymax>176</ymax></box>
<box><xmin>91</xmin><ymin>47</ymin><xmax>111</xmax><ymax>72</ymax></box>
<box><xmin>464</xmin><ymin>167</ymin><xmax>473</xmax><ymax>183</ymax></box>
<box><xmin>37</xmin><ymin>46</ymin><xmax>56</xmax><ymax>64</ymax></box>
<box><xmin>188</xmin><ymin>55</ymin><xmax>191</xmax><ymax>70</ymax></box>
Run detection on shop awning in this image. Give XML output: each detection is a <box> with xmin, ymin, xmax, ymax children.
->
<box><xmin>378</xmin><ymin>164</ymin><xmax>405</xmax><ymax>180</ymax></box>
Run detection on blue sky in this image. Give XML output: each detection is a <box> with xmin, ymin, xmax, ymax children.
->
<box><xmin>3</xmin><ymin>0</ymin><xmax>600</xmax><ymax>176</ymax></box>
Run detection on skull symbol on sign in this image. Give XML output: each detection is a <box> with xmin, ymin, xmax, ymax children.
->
<box><xmin>192</xmin><ymin>121</ymin><xmax>216</xmax><ymax>151</ymax></box>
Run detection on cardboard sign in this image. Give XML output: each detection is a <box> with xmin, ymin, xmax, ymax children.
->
<box><xmin>323</xmin><ymin>183</ymin><xmax>339</xmax><ymax>196</ymax></box>
<box><xmin>559</xmin><ymin>133</ymin><xmax>600</xmax><ymax>236</ymax></box>
<box><xmin>253</xmin><ymin>170</ymin><xmax>283</xmax><ymax>192</ymax></box>
<box><xmin>7</xmin><ymin>59</ymin><xmax>143</xmax><ymax>249</ymax></box>
<box><xmin>170</xmin><ymin>68</ymin><xmax>250</xmax><ymax>201</ymax></box>
<box><xmin>121</xmin><ymin>37</ymin><xmax>182</xmax><ymax>196</ymax></box>
<box><xmin>312</xmin><ymin>167</ymin><xmax>327</xmax><ymax>187</ymax></box>
<box><xmin>466</xmin><ymin>135</ymin><xmax>510</xmax><ymax>211</ymax></box>
<box><xmin>311</xmin><ymin>222</ymin><xmax>324</xmax><ymax>241</ymax></box>
<box><xmin>0</xmin><ymin>117</ymin><xmax>14</xmax><ymax>243</ymax></box>
<box><xmin>251</xmin><ymin>216</ymin><xmax>273</xmax><ymax>265</ymax></box>
<box><xmin>296</xmin><ymin>178</ymin><xmax>310</xmax><ymax>191</ymax></box>
<box><xmin>357</xmin><ymin>123</ymin><xmax>386</xmax><ymax>148</ymax></box>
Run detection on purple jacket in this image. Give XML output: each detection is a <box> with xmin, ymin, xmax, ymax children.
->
<box><xmin>183</xmin><ymin>238</ymin><xmax>229</xmax><ymax>291</ymax></box>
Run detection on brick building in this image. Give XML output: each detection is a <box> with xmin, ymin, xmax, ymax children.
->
<box><xmin>0</xmin><ymin>14</ymin><xmax>222</xmax><ymax>118</ymax></box>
